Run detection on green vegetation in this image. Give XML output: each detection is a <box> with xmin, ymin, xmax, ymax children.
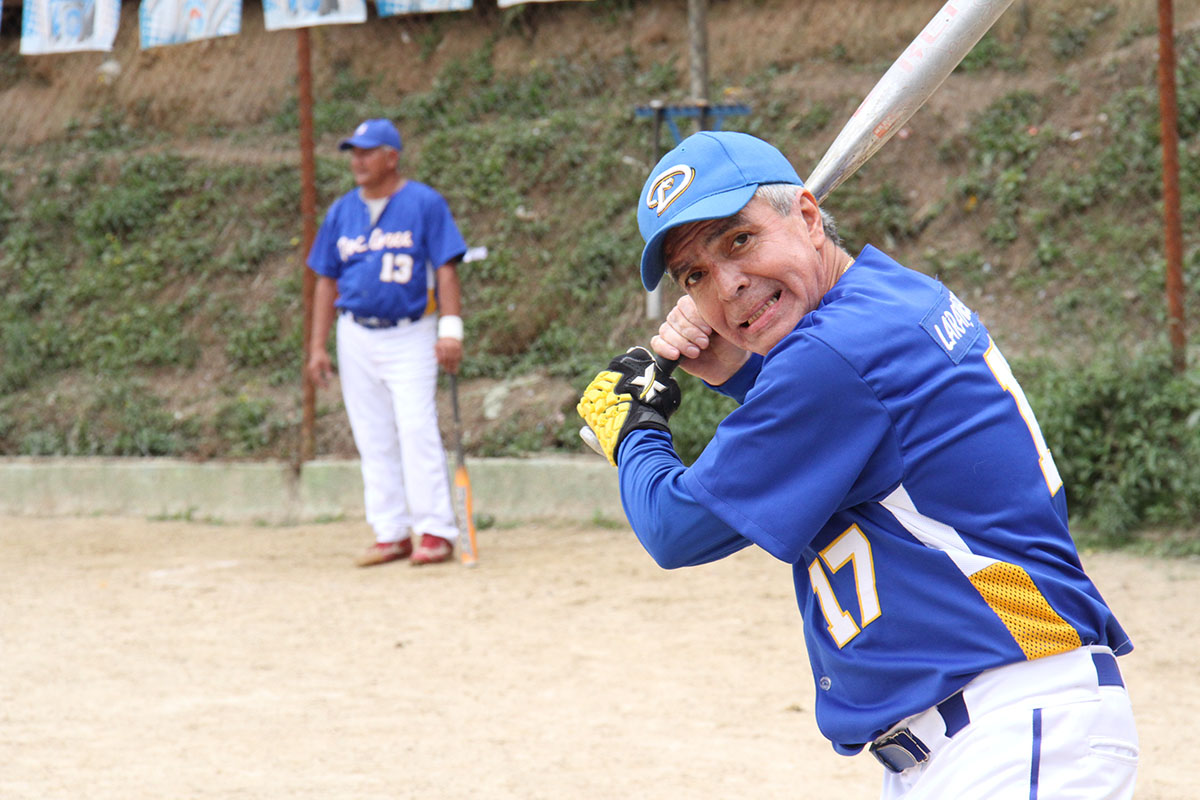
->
<box><xmin>956</xmin><ymin>33</ymin><xmax>1029</xmax><ymax>73</ymax></box>
<box><xmin>0</xmin><ymin>149</ymin><xmax>304</xmax><ymax>458</ymax></box>
<box><xmin>0</xmin><ymin>6</ymin><xmax>1197</xmax><ymax>539</ymax></box>
<box><xmin>1022</xmin><ymin>350</ymin><xmax>1200</xmax><ymax>543</ymax></box>
<box><xmin>956</xmin><ymin>90</ymin><xmax>1045</xmax><ymax>247</ymax></box>
<box><xmin>1048</xmin><ymin>5</ymin><xmax>1118</xmax><ymax>61</ymax></box>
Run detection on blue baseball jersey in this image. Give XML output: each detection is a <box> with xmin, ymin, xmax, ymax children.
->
<box><xmin>307</xmin><ymin>181</ymin><xmax>467</xmax><ymax>321</ymax></box>
<box><xmin>618</xmin><ymin>245</ymin><xmax>1131</xmax><ymax>755</ymax></box>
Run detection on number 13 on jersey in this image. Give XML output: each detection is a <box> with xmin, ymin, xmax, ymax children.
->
<box><xmin>379</xmin><ymin>252</ymin><xmax>414</xmax><ymax>284</ymax></box>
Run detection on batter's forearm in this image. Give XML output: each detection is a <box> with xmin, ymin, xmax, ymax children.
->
<box><xmin>310</xmin><ymin>276</ymin><xmax>338</xmax><ymax>354</ymax></box>
<box><xmin>618</xmin><ymin>429</ymin><xmax>750</xmax><ymax>569</ymax></box>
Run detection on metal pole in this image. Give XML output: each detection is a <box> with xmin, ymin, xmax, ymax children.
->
<box><xmin>687</xmin><ymin>0</ymin><xmax>710</xmax><ymax>130</ymax></box>
<box><xmin>646</xmin><ymin>101</ymin><xmax>665</xmax><ymax>320</ymax></box>
<box><xmin>646</xmin><ymin>0</ymin><xmax>711</xmax><ymax>323</ymax></box>
<box><xmin>298</xmin><ymin>28</ymin><xmax>319</xmax><ymax>463</ymax></box>
<box><xmin>1156</xmin><ymin>0</ymin><xmax>1185</xmax><ymax>372</ymax></box>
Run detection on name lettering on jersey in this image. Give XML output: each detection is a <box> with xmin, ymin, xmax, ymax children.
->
<box><xmin>920</xmin><ymin>289</ymin><xmax>981</xmax><ymax>364</ymax></box>
<box><xmin>646</xmin><ymin>165</ymin><xmax>695</xmax><ymax>217</ymax></box>
<box><xmin>336</xmin><ymin>229</ymin><xmax>415</xmax><ymax>262</ymax></box>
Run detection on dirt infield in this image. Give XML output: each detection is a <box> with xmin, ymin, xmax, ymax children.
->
<box><xmin>1</xmin><ymin>515</ymin><xmax>1196</xmax><ymax>799</ymax></box>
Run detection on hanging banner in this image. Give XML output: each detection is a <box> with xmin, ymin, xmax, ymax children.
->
<box><xmin>496</xmin><ymin>0</ymin><xmax>589</xmax><ymax>6</ymax></box>
<box><xmin>139</xmin><ymin>0</ymin><xmax>242</xmax><ymax>48</ymax></box>
<box><xmin>263</xmin><ymin>0</ymin><xmax>367</xmax><ymax>31</ymax></box>
<box><xmin>19</xmin><ymin>0</ymin><xmax>120</xmax><ymax>54</ymax></box>
<box><xmin>375</xmin><ymin>0</ymin><xmax>471</xmax><ymax>18</ymax></box>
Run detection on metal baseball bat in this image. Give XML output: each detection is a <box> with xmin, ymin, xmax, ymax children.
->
<box><xmin>580</xmin><ymin>0</ymin><xmax>1014</xmax><ymax>458</ymax></box>
<box><xmin>805</xmin><ymin>0</ymin><xmax>1016</xmax><ymax>202</ymax></box>
<box><xmin>449</xmin><ymin>374</ymin><xmax>479</xmax><ymax>567</ymax></box>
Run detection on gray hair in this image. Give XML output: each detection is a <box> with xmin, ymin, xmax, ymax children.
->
<box><xmin>754</xmin><ymin>183</ymin><xmax>842</xmax><ymax>248</ymax></box>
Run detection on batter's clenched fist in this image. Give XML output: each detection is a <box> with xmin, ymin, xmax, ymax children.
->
<box><xmin>651</xmin><ymin>295</ymin><xmax>751</xmax><ymax>387</ymax></box>
<box><xmin>577</xmin><ymin>347</ymin><xmax>681</xmax><ymax>467</ymax></box>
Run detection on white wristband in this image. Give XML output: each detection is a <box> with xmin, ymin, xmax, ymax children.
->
<box><xmin>438</xmin><ymin>315</ymin><xmax>464</xmax><ymax>341</ymax></box>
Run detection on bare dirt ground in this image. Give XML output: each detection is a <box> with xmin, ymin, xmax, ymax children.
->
<box><xmin>1</xmin><ymin>515</ymin><xmax>1197</xmax><ymax>799</ymax></box>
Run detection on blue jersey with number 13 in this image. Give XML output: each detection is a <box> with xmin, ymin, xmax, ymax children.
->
<box><xmin>308</xmin><ymin>181</ymin><xmax>466</xmax><ymax>321</ymax></box>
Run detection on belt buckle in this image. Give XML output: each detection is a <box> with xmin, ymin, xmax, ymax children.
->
<box><xmin>354</xmin><ymin>314</ymin><xmax>395</xmax><ymax>329</ymax></box>
<box><xmin>870</xmin><ymin>728</ymin><xmax>931</xmax><ymax>773</ymax></box>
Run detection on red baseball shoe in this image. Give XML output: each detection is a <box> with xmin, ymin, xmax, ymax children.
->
<box><xmin>356</xmin><ymin>539</ymin><xmax>413</xmax><ymax>568</ymax></box>
<box><xmin>411</xmin><ymin>534</ymin><xmax>453</xmax><ymax>566</ymax></box>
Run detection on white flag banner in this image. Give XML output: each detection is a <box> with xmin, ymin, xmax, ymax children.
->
<box><xmin>375</xmin><ymin>0</ymin><xmax>470</xmax><ymax>18</ymax></box>
<box><xmin>139</xmin><ymin>0</ymin><xmax>241</xmax><ymax>48</ymax></box>
<box><xmin>20</xmin><ymin>0</ymin><xmax>120</xmax><ymax>54</ymax></box>
<box><xmin>263</xmin><ymin>0</ymin><xmax>367</xmax><ymax>31</ymax></box>
<box><xmin>496</xmin><ymin>0</ymin><xmax>590</xmax><ymax>6</ymax></box>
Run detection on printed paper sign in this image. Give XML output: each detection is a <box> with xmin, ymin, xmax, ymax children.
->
<box><xmin>20</xmin><ymin>0</ymin><xmax>120</xmax><ymax>54</ymax></box>
<box><xmin>375</xmin><ymin>0</ymin><xmax>470</xmax><ymax>17</ymax></box>
<box><xmin>263</xmin><ymin>0</ymin><xmax>367</xmax><ymax>31</ymax></box>
<box><xmin>496</xmin><ymin>0</ymin><xmax>590</xmax><ymax>7</ymax></box>
<box><xmin>139</xmin><ymin>0</ymin><xmax>242</xmax><ymax>48</ymax></box>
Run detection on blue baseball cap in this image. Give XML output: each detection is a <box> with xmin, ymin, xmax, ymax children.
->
<box><xmin>339</xmin><ymin>119</ymin><xmax>403</xmax><ymax>152</ymax></box>
<box><xmin>637</xmin><ymin>131</ymin><xmax>803</xmax><ymax>290</ymax></box>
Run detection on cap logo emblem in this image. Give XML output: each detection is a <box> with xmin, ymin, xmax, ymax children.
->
<box><xmin>355</xmin><ymin>123</ymin><xmax>368</xmax><ymax>135</ymax></box>
<box><xmin>646</xmin><ymin>165</ymin><xmax>695</xmax><ymax>217</ymax></box>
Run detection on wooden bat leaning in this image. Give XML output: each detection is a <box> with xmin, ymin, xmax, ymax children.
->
<box><xmin>448</xmin><ymin>374</ymin><xmax>479</xmax><ymax>567</ymax></box>
<box><xmin>580</xmin><ymin>0</ymin><xmax>1015</xmax><ymax>458</ymax></box>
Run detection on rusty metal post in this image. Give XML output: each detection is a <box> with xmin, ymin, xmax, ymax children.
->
<box><xmin>298</xmin><ymin>27</ymin><xmax>319</xmax><ymax>463</ymax></box>
<box><xmin>1156</xmin><ymin>0</ymin><xmax>1186</xmax><ymax>372</ymax></box>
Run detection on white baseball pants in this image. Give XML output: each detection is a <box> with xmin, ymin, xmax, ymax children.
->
<box><xmin>878</xmin><ymin>646</ymin><xmax>1138</xmax><ymax>800</ymax></box>
<box><xmin>335</xmin><ymin>314</ymin><xmax>457</xmax><ymax>544</ymax></box>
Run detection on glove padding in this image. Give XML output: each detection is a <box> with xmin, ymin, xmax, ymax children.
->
<box><xmin>577</xmin><ymin>346</ymin><xmax>681</xmax><ymax>466</ymax></box>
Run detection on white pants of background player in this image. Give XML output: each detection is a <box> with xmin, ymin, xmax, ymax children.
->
<box><xmin>879</xmin><ymin>646</ymin><xmax>1138</xmax><ymax>800</ymax></box>
<box><xmin>336</xmin><ymin>314</ymin><xmax>458</xmax><ymax>545</ymax></box>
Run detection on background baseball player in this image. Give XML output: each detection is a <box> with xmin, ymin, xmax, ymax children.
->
<box><xmin>307</xmin><ymin>118</ymin><xmax>466</xmax><ymax>567</ymax></box>
<box><xmin>577</xmin><ymin>131</ymin><xmax>1138</xmax><ymax>798</ymax></box>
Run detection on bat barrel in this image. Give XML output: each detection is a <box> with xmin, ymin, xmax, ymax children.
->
<box><xmin>805</xmin><ymin>0</ymin><xmax>1016</xmax><ymax>202</ymax></box>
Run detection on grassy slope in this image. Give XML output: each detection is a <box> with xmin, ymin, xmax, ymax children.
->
<box><xmin>0</xmin><ymin>0</ymin><xmax>1198</xmax><ymax>540</ymax></box>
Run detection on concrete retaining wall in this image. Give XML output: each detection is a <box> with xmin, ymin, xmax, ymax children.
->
<box><xmin>0</xmin><ymin>455</ymin><xmax>622</xmax><ymax>525</ymax></box>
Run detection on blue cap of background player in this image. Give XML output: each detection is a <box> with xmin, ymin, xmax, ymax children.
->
<box><xmin>339</xmin><ymin>119</ymin><xmax>403</xmax><ymax>152</ymax></box>
<box><xmin>637</xmin><ymin>131</ymin><xmax>803</xmax><ymax>291</ymax></box>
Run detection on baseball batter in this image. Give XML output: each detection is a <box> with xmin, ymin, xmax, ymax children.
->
<box><xmin>577</xmin><ymin>132</ymin><xmax>1138</xmax><ymax>798</ymax></box>
<box><xmin>307</xmin><ymin>118</ymin><xmax>467</xmax><ymax>567</ymax></box>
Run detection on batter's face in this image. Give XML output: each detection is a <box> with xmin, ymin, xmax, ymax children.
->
<box><xmin>663</xmin><ymin>190</ymin><xmax>836</xmax><ymax>356</ymax></box>
<box><xmin>349</xmin><ymin>146</ymin><xmax>400</xmax><ymax>197</ymax></box>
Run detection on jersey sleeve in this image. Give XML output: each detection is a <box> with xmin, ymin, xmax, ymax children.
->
<box><xmin>705</xmin><ymin>352</ymin><xmax>763</xmax><ymax>403</ymax></box>
<box><xmin>307</xmin><ymin>196</ymin><xmax>346</xmax><ymax>278</ymax></box>
<box><xmin>422</xmin><ymin>191</ymin><xmax>467</xmax><ymax>269</ymax></box>
<box><xmin>618</xmin><ymin>429</ymin><xmax>753</xmax><ymax>568</ymax></box>
<box><xmin>682</xmin><ymin>334</ymin><xmax>902</xmax><ymax>564</ymax></box>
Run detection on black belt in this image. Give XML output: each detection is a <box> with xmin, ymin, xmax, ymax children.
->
<box><xmin>870</xmin><ymin>691</ymin><xmax>969</xmax><ymax>773</ymax></box>
<box><xmin>869</xmin><ymin>651</ymin><xmax>1124</xmax><ymax>774</ymax></box>
<box><xmin>343</xmin><ymin>311</ymin><xmax>420</xmax><ymax>329</ymax></box>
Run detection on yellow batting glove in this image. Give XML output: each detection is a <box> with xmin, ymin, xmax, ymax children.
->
<box><xmin>578</xmin><ymin>369</ymin><xmax>632</xmax><ymax>466</ymax></box>
<box><xmin>577</xmin><ymin>347</ymin><xmax>681</xmax><ymax>466</ymax></box>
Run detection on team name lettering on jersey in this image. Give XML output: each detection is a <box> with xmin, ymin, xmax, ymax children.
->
<box><xmin>336</xmin><ymin>229</ymin><xmax>416</xmax><ymax>262</ymax></box>
<box><xmin>920</xmin><ymin>289</ymin><xmax>981</xmax><ymax>364</ymax></box>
